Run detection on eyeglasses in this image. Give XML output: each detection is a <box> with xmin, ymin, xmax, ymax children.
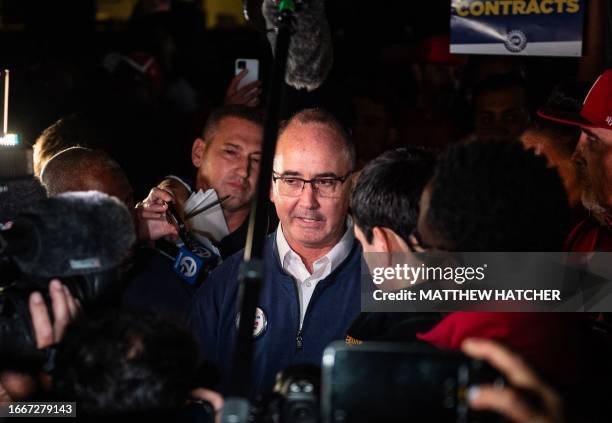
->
<box><xmin>272</xmin><ymin>172</ymin><xmax>352</xmax><ymax>198</ymax></box>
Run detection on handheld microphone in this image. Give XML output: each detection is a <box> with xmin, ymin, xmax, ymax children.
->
<box><xmin>261</xmin><ymin>0</ymin><xmax>333</xmax><ymax>91</ymax></box>
<box><xmin>0</xmin><ymin>191</ymin><xmax>135</xmax><ymax>278</ymax></box>
<box><xmin>165</xmin><ymin>202</ymin><xmax>221</xmax><ymax>285</ymax></box>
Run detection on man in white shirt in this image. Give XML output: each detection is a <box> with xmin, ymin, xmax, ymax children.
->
<box><xmin>188</xmin><ymin>108</ymin><xmax>362</xmax><ymax>398</ymax></box>
<box><xmin>276</xmin><ymin>216</ymin><xmax>355</xmax><ymax>328</ymax></box>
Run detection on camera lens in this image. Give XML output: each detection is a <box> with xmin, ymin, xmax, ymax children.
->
<box><xmin>238</xmin><ymin>61</ymin><xmax>246</xmax><ymax>69</ymax></box>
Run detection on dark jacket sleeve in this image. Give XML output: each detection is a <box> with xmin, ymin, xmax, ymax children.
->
<box><xmin>187</xmin><ymin>278</ymin><xmax>220</xmax><ymax>362</ymax></box>
<box><xmin>186</xmin><ymin>252</ymin><xmax>241</xmax><ymax>363</ymax></box>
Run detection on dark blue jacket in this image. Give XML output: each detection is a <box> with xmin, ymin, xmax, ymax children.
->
<box><xmin>187</xmin><ymin>233</ymin><xmax>362</xmax><ymax>398</ymax></box>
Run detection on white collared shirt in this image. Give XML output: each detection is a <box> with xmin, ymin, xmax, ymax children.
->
<box><xmin>276</xmin><ymin>218</ymin><xmax>354</xmax><ymax>327</ymax></box>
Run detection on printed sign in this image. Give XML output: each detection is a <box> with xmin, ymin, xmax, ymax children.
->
<box><xmin>450</xmin><ymin>0</ymin><xmax>585</xmax><ymax>56</ymax></box>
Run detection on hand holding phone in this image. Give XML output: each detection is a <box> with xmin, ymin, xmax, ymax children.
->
<box><xmin>462</xmin><ymin>338</ymin><xmax>564</xmax><ymax>423</ymax></box>
<box><xmin>224</xmin><ymin>58</ymin><xmax>262</xmax><ymax>107</ymax></box>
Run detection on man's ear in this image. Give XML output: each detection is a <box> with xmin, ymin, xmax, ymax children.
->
<box><xmin>371</xmin><ymin>227</ymin><xmax>391</xmax><ymax>253</ymax></box>
<box><xmin>372</xmin><ymin>227</ymin><xmax>412</xmax><ymax>253</ymax></box>
<box><xmin>192</xmin><ymin>137</ymin><xmax>207</xmax><ymax>168</ymax></box>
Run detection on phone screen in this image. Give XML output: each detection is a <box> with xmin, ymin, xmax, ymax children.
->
<box><xmin>321</xmin><ymin>343</ymin><xmax>501</xmax><ymax>423</ymax></box>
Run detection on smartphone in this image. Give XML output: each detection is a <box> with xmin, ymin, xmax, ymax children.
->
<box><xmin>321</xmin><ymin>341</ymin><xmax>504</xmax><ymax>423</ymax></box>
<box><xmin>234</xmin><ymin>58</ymin><xmax>259</xmax><ymax>91</ymax></box>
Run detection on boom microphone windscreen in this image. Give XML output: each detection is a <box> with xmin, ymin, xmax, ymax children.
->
<box><xmin>262</xmin><ymin>0</ymin><xmax>333</xmax><ymax>91</ymax></box>
<box><xmin>1</xmin><ymin>191</ymin><xmax>135</xmax><ymax>278</ymax></box>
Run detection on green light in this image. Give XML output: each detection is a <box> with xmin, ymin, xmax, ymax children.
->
<box><xmin>278</xmin><ymin>0</ymin><xmax>296</xmax><ymax>13</ymax></box>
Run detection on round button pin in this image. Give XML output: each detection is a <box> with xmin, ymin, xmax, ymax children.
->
<box><xmin>235</xmin><ymin>307</ymin><xmax>268</xmax><ymax>338</ymax></box>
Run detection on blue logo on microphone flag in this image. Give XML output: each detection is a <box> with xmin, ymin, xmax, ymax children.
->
<box><xmin>174</xmin><ymin>247</ymin><xmax>204</xmax><ymax>285</ymax></box>
<box><xmin>450</xmin><ymin>0</ymin><xmax>585</xmax><ymax>57</ymax></box>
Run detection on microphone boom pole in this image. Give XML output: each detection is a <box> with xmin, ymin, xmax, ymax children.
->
<box><xmin>223</xmin><ymin>1</ymin><xmax>296</xmax><ymax>421</ymax></box>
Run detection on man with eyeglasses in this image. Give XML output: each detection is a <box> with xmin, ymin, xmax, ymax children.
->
<box><xmin>188</xmin><ymin>108</ymin><xmax>362</xmax><ymax>398</ymax></box>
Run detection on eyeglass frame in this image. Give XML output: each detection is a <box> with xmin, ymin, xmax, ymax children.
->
<box><xmin>271</xmin><ymin>171</ymin><xmax>352</xmax><ymax>197</ymax></box>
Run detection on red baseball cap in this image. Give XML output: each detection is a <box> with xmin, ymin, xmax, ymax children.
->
<box><xmin>538</xmin><ymin>69</ymin><xmax>612</xmax><ymax>130</ymax></box>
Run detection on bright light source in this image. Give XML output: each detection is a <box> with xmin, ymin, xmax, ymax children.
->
<box><xmin>0</xmin><ymin>133</ymin><xmax>19</xmax><ymax>146</ymax></box>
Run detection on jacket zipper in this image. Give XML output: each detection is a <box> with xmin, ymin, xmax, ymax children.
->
<box><xmin>293</xmin><ymin>280</ymin><xmax>327</xmax><ymax>351</ymax></box>
<box><xmin>296</xmin><ymin>329</ymin><xmax>304</xmax><ymax>349</ymax></box>
<box><xmin>292</xmin><ymin>279</ymin><xmax>303</xmax><ymax>350</ymax></box>
<box><xmin>289</xmin><ymin>243</ymin><xmax>355</xmax><ymax>352</ymax></box>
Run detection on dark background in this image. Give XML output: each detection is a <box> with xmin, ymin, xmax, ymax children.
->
<box><xmin>0</xmin><ymin>0</ymin><xmax>607</xmax><ymax>197</ymax></box>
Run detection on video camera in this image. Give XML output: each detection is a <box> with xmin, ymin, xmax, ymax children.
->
<box><xmin>254</xmin><ymin>364</ymin><xmax>320</xmax><ymax>423</ymax></box>
<box><xmin>249</xmin><ymin>342</ymin><xmax>504</xmax><ymax>423</ymax></box>
<box><xmin>0</xmin><ymin>265</ymin><xmax>123</xmax><ymax>356</ymax></box>
<box><xmin>0</xmin><ymin>87</ymin><xmax>44</xmax><ymax>364</ymax></box>
<box><xmin>0</xmin><ymin>191</ymin><xmax>135</xmax><ymax>366</ymax></box>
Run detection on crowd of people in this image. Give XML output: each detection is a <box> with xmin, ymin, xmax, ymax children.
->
<box><xmin>1</xmin><ymin>1</ymin><xmax>612</xmax><ymax>422</ymax></box>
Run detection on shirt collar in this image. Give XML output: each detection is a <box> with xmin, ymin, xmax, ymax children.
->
<box><xmin>275</xmin><ymin>216</ymin><xmax>354</xmax><ymax>274</ymax></box>
<box><xmin>276</xmin><ymin>222</ymin><xmax>295</xmax><ymax>269</ymax></box>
